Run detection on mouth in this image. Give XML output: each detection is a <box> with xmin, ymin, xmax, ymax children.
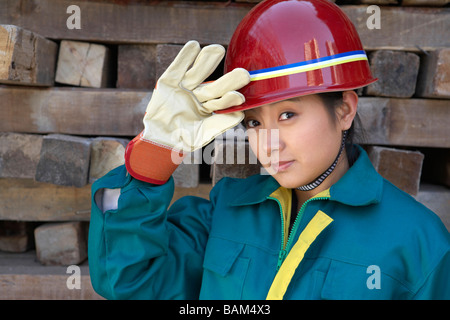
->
<box><xmin>271</xmin><ymin>160</ymin><xmax>295</xmax><ymax>173</ymax></box>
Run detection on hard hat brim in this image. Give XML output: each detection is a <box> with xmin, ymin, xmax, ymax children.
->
<box><xmin>215</xmin><ymin>77</ymin><xmax>377</xmax><ymax>114</ymax></box>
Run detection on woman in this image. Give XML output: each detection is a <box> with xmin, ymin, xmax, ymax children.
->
<box><xmin>88</xmin><ymin>0</ymin><xmax>449</xmax><ymax>299</ymax></box>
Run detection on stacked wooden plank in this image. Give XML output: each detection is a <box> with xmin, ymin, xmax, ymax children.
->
<box><xmin>0</xmin><ymin>0</ymin><xmax>449</xmax><ymax>299</ymax></box>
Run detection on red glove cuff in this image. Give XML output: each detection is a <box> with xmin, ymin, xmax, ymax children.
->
<box><xmin>125</xmin><ymin>131</ymin><xmax>184</xmax><ymax>185</ymax></box>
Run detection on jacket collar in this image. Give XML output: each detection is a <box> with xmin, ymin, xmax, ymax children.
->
<box><xmin>229</xmin><ymin>145</ymin><xmax>383</xmax><ymax>207</ymax></box>
<box><xmin>229</xmin><ymin>173</ymin><xmax>281</xmax><ymax>206</ymax></box>
<box><xmin>329</xmin><ymin>145</ymin><xmax>383</xmax><ymax>206</ymax></box>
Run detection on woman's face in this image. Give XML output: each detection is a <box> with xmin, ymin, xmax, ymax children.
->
<box><xmin>244</xmin><ymin>94</ymin><xmax>346</xmax><ymax>190</ymax></box>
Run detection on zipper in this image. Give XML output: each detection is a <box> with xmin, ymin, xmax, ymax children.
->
<box><xmin>267</xmin><ymin>196</ymin><xmax>286</xmax><ymax>269</ymax></box>
<box><xmin>270</xmin><ymin>195</ymin><xmax>329</xmax><ymax>270</ymax></box>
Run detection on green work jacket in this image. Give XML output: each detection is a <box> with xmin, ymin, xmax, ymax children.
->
<box><xmin>88</xmin><ymin>146</ymin><xmax>450</xmax><ymax>300</ymax></box>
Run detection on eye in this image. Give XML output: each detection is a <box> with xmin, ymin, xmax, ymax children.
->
<box><xmin>279</xmin><ymin>112</ymin><xmax>295</xmax><ymax>121</ymax></box>
<box><xmin>245</xmin><ymin>119</ymin><xmax>260</xmax><ymax>128</ymax></box>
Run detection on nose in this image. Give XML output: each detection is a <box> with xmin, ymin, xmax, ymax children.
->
<box><xmin>260</xmin><ymin>128</ymin><xmax>281</xmax><ymax>157</ymax></box>
<box><xmin>248</xmin><ymin>128</ymin><xmax>283</xmax><ymax>167</ymax></box>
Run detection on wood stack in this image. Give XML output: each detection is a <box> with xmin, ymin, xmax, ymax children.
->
<box><xmin>0</xmin><ymin>0</ymin><xmax>449</xmax><ymax>299</ymax></box>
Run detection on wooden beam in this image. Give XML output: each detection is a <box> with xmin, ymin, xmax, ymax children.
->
<box><xmin>89</xmin><ymin>137</ymin><xmax>129</xmax><ymax>183</ymax></box>
<box><xmin>341</xmin><ymin>6</ymin><xmax>450</xmax><ymax>51</ymax></box>
<box><xmin>1</xmin><ymin>87</ymin><xmax>448</xmax><ymax>147</ymax></box>
<box><xmin>0</xmin><ymin>251</ymin><xmax>103</xmax><ymax>300</ymax></box>
<box><xmin>0</xmin><ymin>24</ymin><xmax>57</xmax><ymax>86</ymax></box>
<box><xmin>416</xmin><ymin>48</ymin><xmax>450</xmax><ymax>99</ymax></box>
<box><xmin>0</xmin><ymin>177</ymin><xmax>213</xmax><ymax>222</ymax></box>
<box><xmin>35</xmin><ymin>222</ymin><xmax>87</xmax><ymax>266</ymax></box>
<box><xmin>117</xmin><ymin>44</ymin><xmax>156</xmax><ymax>89</ymax></box>
<box><xmin>35</xmin><ymin>134</ymin><xmax>92</xmax><ymax>187</ymax></box>
<box><xmin>55</xmin><ymin>40</ymin><xmax>111</xmax><ymax>88</ymax></box>
<box><xmin>402</xmin><ymin>0</ymin><xmax>449</xmax><ymax>6</ymax></box>
<box><xmin>0</xmin><ymin>178</ymin><xmax>91</xmax><ymax>221</ymax></box>
<box><xmin>356</xmin><ymin>97</ymin><xmax>450</xmax><ymax>148</ymax></box>
<box><xmin>351</xmin><ymin>0</ymin><xmax>398</xmax><ymax>4</ymax></box>
<box><xmin>365</xmin><ymin>50</ymin><xmax>420</xmax><ymax>98</ymax></box>
<box><xmin>0</xmin><ymin>133</ymin><xmax>43</xmax><ymax>179</ymax></box>
<box><xmin>0</xmin><ymin>0</ymin><xmax>249</xmax><ymax>45</ymax></box>
<box><xmin>0</xmin><ymin>1</ymin><xmax>448</xmax><ymax>51</ymax></box>
<box><xmin>367</xmin><ymin>146</ymin><xmax>424</xmax><ymax>196</ymax></box>
<box><xmin>0</xmin><ymin>273</ymin><xmax>101</xmax><ymax>300</ymax></box>
<box><xmin>0</xmin><ymin>86</ymin><xmax>148</xmax><ymax>136</ymax></box>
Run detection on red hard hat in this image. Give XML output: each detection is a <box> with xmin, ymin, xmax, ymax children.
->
<box><xmin>217</xmin><ymin>0</ymin><xmax>377</xmax><ymax>114</ymax></box>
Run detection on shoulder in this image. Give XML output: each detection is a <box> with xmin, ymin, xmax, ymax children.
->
<box><xmin>378</xmin><ymin>179</ymin><xmax>450</xmax><ymax>278</ymax></box>
<box><xmin>331</xmin><ymin>176</ymin><xmax>449</xmax><ymax>295</ymax></box>
<box><xmin>380</xmin><ymin>178</ymin><xmax>448</xmax><ymax>236</ymax></box>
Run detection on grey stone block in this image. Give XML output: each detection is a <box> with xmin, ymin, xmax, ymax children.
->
<box><xmin>35</xmin><ymin>134</ymin><xmax>91</xmax><ymax>187</ymax></box>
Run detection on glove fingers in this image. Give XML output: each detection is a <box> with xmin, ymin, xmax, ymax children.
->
<box><xmin>200</xmin><ymin>91</ymin><xmax>245</xmax><ymax>114</ymax></box>
<box><xmin>193</xmin><ymin>68</ymin><xmax>251</xmax><ymax>102</ymax></box>
<box><xmin>158</xmin><ymin>41</ymin><xmax>201</xmax><ymax>85</ymax></box>
<box><xmin>182</xmin><ymin>44</ymin><xmax>225</xmax><ymax>91</ymax></box>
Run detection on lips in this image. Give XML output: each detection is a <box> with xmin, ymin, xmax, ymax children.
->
<box><xmin>271</xmin><ymin>160</ymin><xmax>294</xmax><ymax>173</ymax></box>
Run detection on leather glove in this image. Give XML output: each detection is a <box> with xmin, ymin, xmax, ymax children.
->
<box><xmin>125</xmin><ymin>41</ymin><xmax>250</xmax><ymax>184</ymax></box>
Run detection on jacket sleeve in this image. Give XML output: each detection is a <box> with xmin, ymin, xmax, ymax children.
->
<box><xmin>88</xmin><ymin>165</ymin><xmax>213</xmax><ymax>300</ymax></box>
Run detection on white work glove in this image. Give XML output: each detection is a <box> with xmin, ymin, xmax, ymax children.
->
<box><xmin>125</xmin><ymin>41</ymin><xmax>250</xmax><ymax>184</ymax></box>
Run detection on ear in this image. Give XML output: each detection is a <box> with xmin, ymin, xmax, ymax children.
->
<box><xmin>336</xmin><ymin>91</ymin><xmax>358</xmax><ymax>131</ymax></box>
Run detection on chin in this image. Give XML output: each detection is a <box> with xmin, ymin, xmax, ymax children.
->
<box><xmin>271</xmin><ymin>174</ymin><xmax>305</xmax><ymax>189</ymax></box>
